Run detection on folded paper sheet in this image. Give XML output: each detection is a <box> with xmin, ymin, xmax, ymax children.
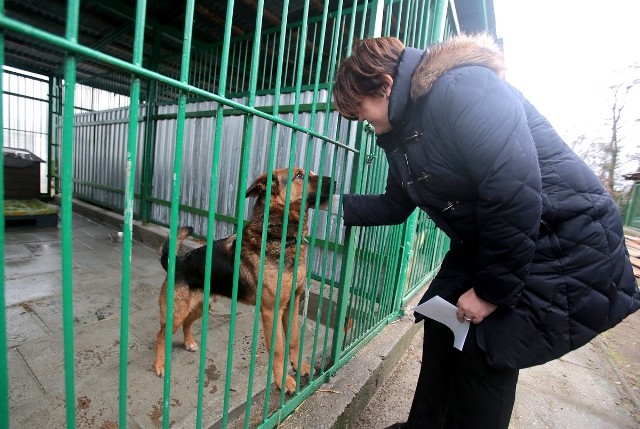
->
<box><xmin>412</xmin><ymin>296</ymin><xmax>470</xmax><ymax>351</ymax></box>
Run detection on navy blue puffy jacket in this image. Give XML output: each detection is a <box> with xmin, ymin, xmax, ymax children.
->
<box><xmin>342</xmin><ymin>35</ymin><xmax>640</xmax><ymax>369</ymax></box>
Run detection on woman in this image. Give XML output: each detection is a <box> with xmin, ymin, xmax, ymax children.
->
<box><xmin>332</xmin><ymin>33</ymin><xmax>639</xmax><ymax>429</ymax></box>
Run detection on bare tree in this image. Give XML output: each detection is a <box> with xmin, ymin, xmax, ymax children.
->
<box><xmin>602</xmin><ymin>73</ymin><xmax>640</xmax><ymax>197</ymax></box>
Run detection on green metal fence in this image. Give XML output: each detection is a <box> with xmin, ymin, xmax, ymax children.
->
<box><xmin>0</xmin><ymin>0</ymin><xmax>494</xmax><ymax>428</ymax></box>
<box><xmin>625</xmin><ymin>183</ymin><xmax>640</xmax><ymax>229</ymax></box>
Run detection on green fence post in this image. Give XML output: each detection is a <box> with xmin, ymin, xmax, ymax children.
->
<box><xmin>161</xmin><ymin>1</ymin><xmax>196</xmax><ymax>427</ymax></box>
<box><xmin>431</xmin><ymin>0</ymin><xmax>449</xmax><ymax>42</ymax></box>
<box><xmin>60</xmin><ymin>1</ymin><xmax>82</xmax><ymax>428</ymax></box>
<box><xmin>140</xmin><ymin>29</ymin><xmax>161</xmax><ymax>223</ymax></box>
<box><xmin>394</xmin><ymin>210</ymin><xmax>418</xmax><ymax>312</ymax></box>
<box><xmin>118</xmin><ymin>1</ymin><xmax>147</xmax><ymax>426</ymax></box>
<box><xmin>625</xmin><ymin>183</ymin><xmax>639</xmax><ymax>227</ymax></box>
<box><xmin>0</xmin><ymin>1</ymin><xmax>9</xmax><ymax>424</ymax></box>
<box><xmin>330</xmin><ymin>123</ymin><xmax>366</xmax><ymax>365</ymax></box>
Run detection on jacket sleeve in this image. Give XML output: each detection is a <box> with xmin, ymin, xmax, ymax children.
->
<box><xmin>433</xmin><ymin>66</ymin><xmax>542</xmax><ymax>307</ymax></box>
<box><xmin>343</xmin><ymin>168</ymin><xmax>416</xmax><ymax>227</ymax></box>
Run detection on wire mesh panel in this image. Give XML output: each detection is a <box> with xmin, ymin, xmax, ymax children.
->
<box><xmin>0</xmin><ymin>0</ymin><xmax>486</xmax><ymax>428</ymax></box>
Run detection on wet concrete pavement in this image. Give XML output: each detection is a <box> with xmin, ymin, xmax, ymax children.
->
<box><xmin>5</xmin><ymin>210</ymin><xmax>328</xmax><ymax>428</ymax></box>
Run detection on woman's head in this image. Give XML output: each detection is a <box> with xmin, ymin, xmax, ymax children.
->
<box><xmin>333</xmin><ymin>37</ymin><xmax>405</xmax><ymax>121</ymax></box>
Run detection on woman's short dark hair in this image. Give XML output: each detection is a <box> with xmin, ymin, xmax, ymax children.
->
<box><xmin>333</xmin><ymin>37</ymin><xmax>405</xmax><ymax>120</ymax></box>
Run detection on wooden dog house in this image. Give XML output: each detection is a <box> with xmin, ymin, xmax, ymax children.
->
<box><xmin>4</xmin><ymin>147</ymin><xmax>43</xmax><ymax>199</ymax></box>
<box><xmin>4</xmin><ymin>147</ymin><xmax>58</xmax><ymax>227</ymax></box>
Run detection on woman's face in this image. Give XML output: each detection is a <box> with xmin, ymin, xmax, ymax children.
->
<box><xmin>355</xmin><ymin>74</ymin><xmax>394</xmax><ymax>134</ymax></box>
<box><xmin>357</xmin><ymin>95</ymin><xmax>392</xmax><ymax>134</ymax></box>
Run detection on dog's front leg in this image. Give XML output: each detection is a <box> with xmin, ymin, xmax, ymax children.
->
<box><xmin>261</xmin><ymin>308</ymin><xmax>296</xmax><ymax>394</ymax></box>
<box><xmin>285</xmin><ymin>289</ymin><xmax>311</xmax><ymax>377</ymax></box>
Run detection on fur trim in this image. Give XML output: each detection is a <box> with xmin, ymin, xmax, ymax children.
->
<box><xmin>410</xmin><ymin>33</ymin><xmax>505</xmax><ymax>100</ymax></box>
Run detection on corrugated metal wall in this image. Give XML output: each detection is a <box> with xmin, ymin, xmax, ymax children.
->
<box><xmin>69</xmin><ymin>90</ymin><xmax>353</xmax><ymax>280</ymax></box>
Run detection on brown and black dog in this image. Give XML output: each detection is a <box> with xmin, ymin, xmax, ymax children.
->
<box><xmin>154</xmin><ymin>167</ymin><xmax>333</xmax><ymax>394</ymax></box>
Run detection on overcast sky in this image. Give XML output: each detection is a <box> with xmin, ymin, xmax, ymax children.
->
<box><xmin>493</xmin><ymin>0</ymin><xmax>640</xmax><ymax>149</ymax></box>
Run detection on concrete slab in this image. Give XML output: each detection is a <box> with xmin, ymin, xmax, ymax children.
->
<box><xmin>7</xmin><ymin>347</ymin><xmax>45</xmax><ymax>409</ymax></box>
<box><xmin>19</xmin><ymin>238</ymin><xmax>92</xmax><ymax>256</ymax></box>
<box><xmin>4</xmin><ymin>244</ymin><xmax>31</xmax><ymax>260</ymax></box>
<box><xmin>5</xmin><ymin>252</ymin><xmax>77</xmax><ymax>280</ymax></box>
<box><xmin>15</xmin><ymin>317</ymin><xmax>148</xmax><ymax>394</ymax></box>
<box><xmin>5</xmin><ymin>304</ymin><xmax>51</xmax><ymax>348</ymax></box>
<box><xmin>4</xmin><ymin>227</ymin><xmax>59</xmax><ymax>245</ymax></box>
<box><xmin>27</xmin><ymin>282</ymin><xmax>124</xmax><ymax>332</ymax></box>
<box><xmin>5</xmin><ymin>272</ymin><xmax>60</xmax><ymax>307</ymax></box>
<box><xmin>9</xmin><ymin>376</ymin><xmax>140</xmax><ymax>429</ymax></box>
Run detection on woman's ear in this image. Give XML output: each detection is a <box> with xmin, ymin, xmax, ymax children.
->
<box><xmin>382</xmin><ymin>74</ymin><xmax>394</xmax><ymax>97</ymax></box>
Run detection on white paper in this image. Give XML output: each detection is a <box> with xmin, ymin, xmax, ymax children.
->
<box><xmin>412</xmin><ymin>296</ymin><xmax>470</xmax><ymax>351</ymax></box>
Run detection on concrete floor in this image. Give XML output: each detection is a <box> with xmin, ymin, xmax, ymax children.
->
<box><xmin>5</xmin><ymin>213</ymin><xmax>328</xmax><ymax>429</ymax></box>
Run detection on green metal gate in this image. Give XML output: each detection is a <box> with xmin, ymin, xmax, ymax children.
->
<box><xmin>0</xmin><ymin>1</ymin><xmax>493</xmax><ymax>428</ymax></box>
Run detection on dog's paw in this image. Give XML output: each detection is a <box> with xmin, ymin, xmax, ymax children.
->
<box><xmin>274</xmin><ymin>374</ymin><xmax>297</xmax><ymax>395</ymax></box>
<box><xmin>284</xmin><ymin>375</ymin><xmax>297</xmax><ymax>395</ymax></box>
<box><xmin>154</xmin><ymin>363</ymin><xmax>165</xmax><ymax>377</ymax></box>
<box><xmin>295</xmin><ymin>361</ymin><xmax>312</xmax><ymax>377</ymax></box>
<box><xmin>184</xmin><ymin>340</ymin><xmax>198</xmax><ymax>352</ymax></box>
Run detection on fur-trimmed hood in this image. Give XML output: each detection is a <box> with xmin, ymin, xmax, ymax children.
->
<box><xmin>386</xmin><ymin>33</ymin><xmax>505</xmax><ymax>132</ymax></box>
<box><xmin>410</xmin><ymin>33</ymin><xmax>505</xmax><ymax>100</ymax></box>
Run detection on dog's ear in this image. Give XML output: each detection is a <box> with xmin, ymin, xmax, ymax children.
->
<box><xmin>246</xmin><ymin>174</ymin><xmax>267</xmax><ymax>198</ymax></box>
<box><xmin>246</xmin><ymin>174</ymin><xmax>280</xmax><ymax>199</ymax></box>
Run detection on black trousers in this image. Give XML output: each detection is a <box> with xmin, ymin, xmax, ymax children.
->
<box><xmin>406</xmin><ymin>320</ymin><xmax>519</xmax><ymax>429</ymax></box>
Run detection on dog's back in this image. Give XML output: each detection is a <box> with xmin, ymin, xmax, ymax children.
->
<box><xmin>159</xmin><ymin>226</ymin><xmax>194</xmax><ymax>272</ymax></box>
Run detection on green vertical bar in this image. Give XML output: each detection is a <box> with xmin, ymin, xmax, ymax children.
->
<box><xmin>47</xmin><ymin>78</ymin><xmax>56</xmax><ymax>196</ymax></box>
<box><xmin>140</xmin><ymin>29</ymin><xmax>161</xmax><ymax>223</ymax></box>
<box><xmin>195</xmin><ymin>1</ymin><xmax>234</xmax><ymax>427</ymax></box>
<box><xmin>394</xmin><ymin>0</ymin><xmax>404</xmax><ymax>38</ymax></box>
<box><xmin>330</xmin><ymin>123</ymin><xmax>366</xmax><ymax>364</ymax></box>
<box><xmin>241</xmin><ymin>0</ymin><xmax>287</xmax><ymax>423</ymax></box>
<box><xmin>0</xmin><ymin>0</ymin><xmax>8</xmax><ymax>424</ymax></box>
<box><xmin>393</xmin><ymin>211</ymin><xmax>417</xmax><ymax>309</ymax></box>
<box><xmin>60</xmin><ymin>1</ymin><xmax>81</xmax><ymax>428</ymax></box>
<box><xmin>224</xmin><ymin>0</ymin><xmax>263</xmax><ymax>426</ymax></box>
<box><xmin>294</xmin><ymin>0</ymin><xmax>333</xmax><ymax>394</ymax></box>
<box><xmin>431</xmin><ymin>0</ymin><xmax>449</xmax><ymax>42</ymax></box>
<box><xmin>330</xmin><ymin>0</ymin><xmax>387</xmax><ymax>363</ymax></box>
<box><xmin>310</xmin><ymin>0</ymin><xmax>344</xmax><ymax>368</ymax></box>
<box><xmin>161</xmin><ymin>1</ymin><xmax>196</xmax><ymax>428</ymax></box>
<box><xmin>277</xmin><ymin>0</ymin><xmax>312</xmax><ymax>405</ymax></box>
<box><xmin>625</xmin><ymin>184</ymin><xmax>639</xmax><ymax>226</ymax></box>
<box><xmin>53</xmin><ymin>77</ymin><xmax>63</xmax><ymax>194</ymax></box>
<box><xmin>118</xmin><ymin>1</ymin><xmax>147</xmax><ymax>427</ymax></box>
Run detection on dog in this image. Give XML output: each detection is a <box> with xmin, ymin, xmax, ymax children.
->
<box><xmin>154</xmin><ymin>168</ymin><xmax>333</xmax><ymax>394</ymax></box>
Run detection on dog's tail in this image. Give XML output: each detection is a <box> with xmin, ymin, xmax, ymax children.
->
<box><xmin>160</xmin><ymin>226</ymin><xmax>194</xmax><ymax>272</ymax></box>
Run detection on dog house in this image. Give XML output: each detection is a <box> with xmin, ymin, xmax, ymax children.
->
<box><xmin>0</xmin><ymin>1</ymin><xmax>495</xmax><ymax>428</ymax></box>
<box><xmin>4</xmin><ymin>147</ymin><xmax>43</xmax><ymax>199</ymax></box>
<box><xmin>3</xmin><ymin>147</ymin><xmax>59</xmax><ymax>227</ymax></box>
